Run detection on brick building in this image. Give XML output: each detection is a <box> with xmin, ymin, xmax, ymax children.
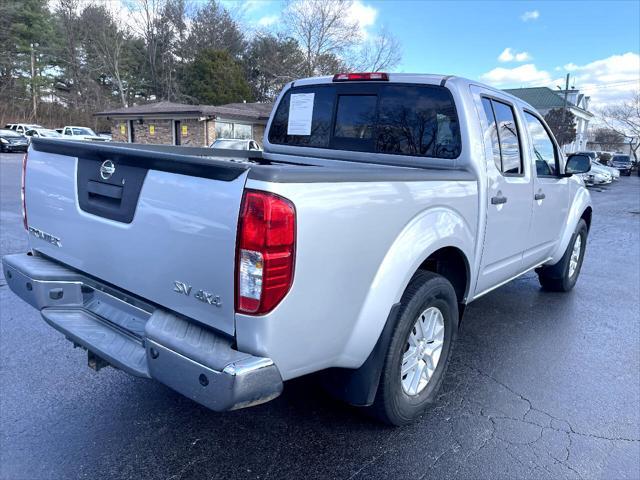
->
<box><xmin>95</xmin><ymin>101</ymin><xmax>273</xmax><ymax>147</ymax></box>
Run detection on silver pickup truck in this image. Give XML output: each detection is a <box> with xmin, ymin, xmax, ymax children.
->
<box><xmin>3</xmin><ymin>73</ymin><xmax>593</xmax><ymax>425</ymax></box>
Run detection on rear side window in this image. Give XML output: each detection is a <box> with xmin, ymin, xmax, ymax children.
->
<box><xmin>268</xmin><ymin>84</ymin><xmax>461</xmax><ymax>159</ymax></box>
<box><xmin>479</xmin><ymin>97</ymin><xmax>523</xmax><ymax>175</ymax></box>
<box><xmin>481</xmin><ymin>98</ymin><xmax>501</xmax><ymax>172</ymax></box>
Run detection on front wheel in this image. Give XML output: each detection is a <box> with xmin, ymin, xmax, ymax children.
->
<box><xmin>368</xmin><ymin>271</ymin><xmax>458</xmax><ymax>426</ymax></box>
<box><xmin>537</xmin><ymin>219</ymin><xmax>588</xmax><ymax>292</ymax></box>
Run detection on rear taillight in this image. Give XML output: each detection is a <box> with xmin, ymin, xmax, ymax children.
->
<box><xmin>333</xmin><ymin>72</ymin><xmax>389</xmax><ymax>82</ymax></box>
<box><xmin>21</xmin><ymin>152</ymin><xmax>27</xmax><ymax>229</ymax></box>
<box><xmin>236</xmin><ymin>190</ymin><xmax>296</xmax><ymax>315</ymax></box>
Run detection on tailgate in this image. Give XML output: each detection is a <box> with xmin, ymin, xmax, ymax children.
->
<box><xmin>24</xmin><ymin>142</ymin><xmax>249</xmax><ymax>336</ymax></box>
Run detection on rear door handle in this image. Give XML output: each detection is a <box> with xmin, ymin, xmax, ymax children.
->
<box><xmin>491</xmin><ymin>195</ymin><xmax>507</xmax><ymax>205</ymax></box>
<box><xmin>534</xmin><ymin>193</ymin><xmax>546</xmax><ymax>200</ymax></box>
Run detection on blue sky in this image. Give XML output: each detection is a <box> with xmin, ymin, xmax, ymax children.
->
<box><xmin>232</xmin><ymin>0</ymin><xmax>640</xmax><ymax>107</ymax></box>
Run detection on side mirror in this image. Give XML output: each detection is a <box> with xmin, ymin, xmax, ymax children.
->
<box><xmin>565</xmin><ymin>154</ymin><xmax>591</xmax><ymax>175</ymax></box>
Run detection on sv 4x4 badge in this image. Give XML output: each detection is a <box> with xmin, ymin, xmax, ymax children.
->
<box><xmin>173</xmin><ymin>281</ymin><xmax>222</xmax><ymax>307</ymax></box>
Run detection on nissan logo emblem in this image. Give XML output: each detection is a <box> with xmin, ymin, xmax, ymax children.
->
<box><xmin>100</xmin><ymin>159</ymin><xmax>116</xmax><ymax>180</ymax></box>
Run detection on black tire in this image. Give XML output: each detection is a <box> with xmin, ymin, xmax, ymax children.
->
<box><xmin>537</xmin><ymin>219</ymin><xmax>588</xmax><ymax>292</ymax></box>
<box><xmin>368</xmin><ymin>271</ymin><xmax>458</xmax><ymax>426</ymax></box>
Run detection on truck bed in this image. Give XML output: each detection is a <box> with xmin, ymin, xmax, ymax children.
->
<box><xmin>32</xmin><ymin>139</ymin><xmax>475</xmax><ymax>184</ymax></box>
<box><xmin>25</xmin><ymin>138</ymin><xmax>475</xmax><ymax>338</ymax></box>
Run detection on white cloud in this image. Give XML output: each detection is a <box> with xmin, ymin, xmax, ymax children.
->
<box><xmin>558</xmin><ymin>52</ymin><xmax>640</xmax><ymax>108</ymax></box>
<box><xmin>498</xmin><ymin>48</ymin><xmax>531</xmax><ymax>63</ymax></box>
<box><xmin>257</xmin><ymin>14</ymin><xmax>279</xmax><ymax>27</ymax></box>
<box><xmin>481</xmin><ymin>52</ymin><xmax>640</xmax><ymax>108</ymax></box>
<box><xmin>481</xmin><ymin>64</ymin><xmax>552</xmax><ymax>87</ymax></box>
<box><xmin>347</xmin><ymin>0</ymin><xmax>378</xmax><ymax>39</ymax></box>
<box><xmin>521</xmin><ymin>10</ymin><xmax>540</xmax><ymax>22</ymax></box>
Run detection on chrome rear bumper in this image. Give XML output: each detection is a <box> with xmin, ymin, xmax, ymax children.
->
<box><xmin>2</xmin><ymin>253</ymin><xmax>283</xmax><ymax>411</ymax></box>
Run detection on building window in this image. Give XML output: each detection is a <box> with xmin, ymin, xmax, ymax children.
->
<box><xmin>215</xmin><ymin>121</ymin><xmax>253</xmax><ymax>140</ymax></box>
<box><xmin>234</xmin><ymin>123</ymin><xmax>252</xmax><ymax>139</ymax></box>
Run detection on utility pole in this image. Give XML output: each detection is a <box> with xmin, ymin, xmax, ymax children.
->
<box><xmin>561</xmin><ymin>73</ymin><xmax>570</xmax><ymax>124</ymax></box>
<box><xmin>30</xmin><ymin>43</ymin><xmax>37</xmax><ymax>122</ymax></box>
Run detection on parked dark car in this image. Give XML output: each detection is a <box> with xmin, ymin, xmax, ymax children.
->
<box><xmin>611</xmin><ymin>154</ymin><xmax>633</xmax><ymax>176</ymax></box>
<box><xmin>0</xmin><ymin>129</ymin><xmax>29</xmax><ymax>153</ymax></box>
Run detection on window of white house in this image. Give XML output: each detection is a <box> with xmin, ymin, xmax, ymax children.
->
<box><xmin>215</xmin><ymin>121</ymin><xmax>253</xmax><ymax>140</ymax></box>
<box><xmin>215</xmin><ymin>122</ymin><xmax>233</xmax><ymax>139</ymax></box>
<box><xmin>234</xmin><ymin>124</ymin><xmax>252</xmax><ymax>139</ymax></box>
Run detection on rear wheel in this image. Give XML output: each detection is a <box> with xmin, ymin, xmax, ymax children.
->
<box><xmin>537</xmin><ymin>219</ymin><xmax>588</xmax><ymax>292</ymax></box>
<box><xmin>369</xmin><ymin>271</ymin><xmax>457</xmax><ymax>426</ymax></box>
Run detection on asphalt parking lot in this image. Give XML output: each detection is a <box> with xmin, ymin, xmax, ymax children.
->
<box><xmin>1</xmin><ymin>151</ymin><xmax>639</xmax><ymax>480</ymax></box>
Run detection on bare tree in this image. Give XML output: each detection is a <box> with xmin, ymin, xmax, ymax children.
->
<box><xmin>284</xmin><ymin>0</ymin><xmax>359</xmax><ymax>76</ymax></box>
<box><xmin>244</xmin><ymin>34</ymin><xmax>305</xmax><ymax>101</ymax></box>
<box><xmin>598</xmin><ymin>92</ymin><xmax>640</xmax><ymax>161</ymax></box>
<box><xmin>593</xmin><ymin>127</ymin><xmax>625</xmax><ymax>152</ymax></box>
<box><xmin>355</xmin><ymin>26</ymin><xmax>401</xmax><ymax>71</ymax></box>
<box><xmin>80</xmin><ymin>5</ymin><xmax>129</xmax><ymax>107</ymax></box>
<box><xmin>129</xmin><ymin>0</ymin><xmax>163</xmax><ymax>98</ymax></box>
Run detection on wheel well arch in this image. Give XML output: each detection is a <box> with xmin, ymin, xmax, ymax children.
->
<box><xmin>581</xmin><ymin>206</ymin><xmax>592</xmax><ymax>231</ymax></box>
<box><xmin>417</xmin><ymin>246</ymin><xmax>470</xmax><ymax>304</ymax></box>
<box><xmin>322</xmin><ymin>246</ymin><xmax>471</xmax><ymax>407</ymax></box>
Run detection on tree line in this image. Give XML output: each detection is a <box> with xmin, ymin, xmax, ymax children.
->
<box><xmin>0</xmin><ymin>0</ymin><xmax>401</xmax><ymax>129</ymax></box>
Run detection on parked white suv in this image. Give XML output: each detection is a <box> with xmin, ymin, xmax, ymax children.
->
<box><xmin>3</xmin><ymin>73</ymin><xmax>593</xmax><ymax>425</ymax></box>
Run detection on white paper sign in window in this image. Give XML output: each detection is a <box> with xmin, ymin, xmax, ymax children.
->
<box><xmin>287</xmin><ymin>93</ymin><xmax>315</xmax><ymax>136</ymax></box>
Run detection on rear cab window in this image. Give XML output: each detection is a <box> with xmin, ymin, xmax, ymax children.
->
<box><xmin>268</xmin><ymin>83</ymin><xmax>461</xmax><ymax>160</ymax></box>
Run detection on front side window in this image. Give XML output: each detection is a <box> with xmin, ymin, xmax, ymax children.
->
<box><xmin>524</xmin><ymin>112</ymin><xmax>558</xmax><ymax>176</ymax></box>
<box><xmin>479</xmin><ymin>97</ymin><xmax>523</xmax><ymax>175</ymax></box>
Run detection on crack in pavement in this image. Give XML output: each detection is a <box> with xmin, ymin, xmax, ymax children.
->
<box><xmin>463</xmin><ymin>363</ymin><xmax>639</xmax><ymax>443</ymax></box>
<box><xmin>452</xmin><ymin>363</ymin><xmax>639</xmax><ymax>479</ymax></box>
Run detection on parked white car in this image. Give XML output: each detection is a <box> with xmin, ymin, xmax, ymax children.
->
<box><xmin>60</xmin><ymin>126</ymin><xmax>107</xmax><ymax>141</ymax></box>
<box><xmin>210</xmin><ymin>138</ymin><xmax>262</xmax><ymax>151</ymax></box>
<box><xmin>575</xmin><ymin>151</ymin><xmax>618</xmax><ymax>180</ymax></box>
<box><xmin>594</xmin><ymin>159</ymin><xmax>620</xmax><ymax>180</ymax></box>
<box><xmin>24</xmin><ymin>128</ymin><xmax>64</xmax><ymax>141</ymax></box>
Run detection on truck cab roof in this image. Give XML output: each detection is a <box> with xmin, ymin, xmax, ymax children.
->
<box><xmin>289</xmin><ymin>73</ymin><xmax>532</xmax><ymax>109</ymax></box>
